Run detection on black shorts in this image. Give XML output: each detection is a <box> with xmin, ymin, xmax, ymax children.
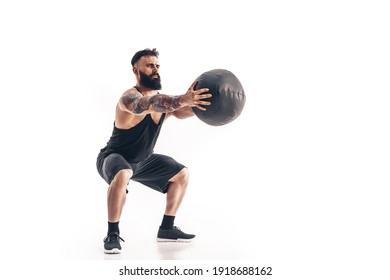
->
<box><xmin>96</xmin><ymin>152</ymin><xmax>185</xmax><ymax>193</ymax></box>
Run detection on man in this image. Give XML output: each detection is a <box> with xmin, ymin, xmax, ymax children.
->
<box><xmin>96</xmin><ymin>48</ymin><xmax>212</xmax><ymax>254</ymax></box>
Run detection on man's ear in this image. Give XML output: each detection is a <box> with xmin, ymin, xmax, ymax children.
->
<box><xmin>132</xmin><ymin>66</ymin><xmax>138</xmax><ymax>75</ymax></box>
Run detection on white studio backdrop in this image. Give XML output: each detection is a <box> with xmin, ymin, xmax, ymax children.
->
<box><xmin>0</xmin><ymin>0</ymin><xmax>389</xmax><ymax>279</ymax></box>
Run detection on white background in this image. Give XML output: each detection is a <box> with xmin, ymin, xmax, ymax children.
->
<box><xmin>1</xmin><ymin>0</ymin><xmax>389</xmax><ymax>279</ymax></box>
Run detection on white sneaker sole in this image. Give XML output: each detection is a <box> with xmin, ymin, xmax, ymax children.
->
<box><xmin>157</xmin><ymin>238</ymin><xmax>194</xmax><ymax>243</ymax></box>
<box><xmin>104</xmin><ymin>248</ymin><xmax>121</xmax><ymax>254</ymax></box>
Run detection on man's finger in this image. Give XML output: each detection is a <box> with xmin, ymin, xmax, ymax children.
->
<box><xmin>189</xmin><ymin>80</ymin><xmax>198</xmax><ymax>90</ymax></box>
<box><xmin>195</xmin><ymin>104</ymin><xmax>207</xmax><ymax>111</ymax></box>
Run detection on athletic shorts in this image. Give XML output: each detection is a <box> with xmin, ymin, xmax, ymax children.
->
<box><xmin>96</xmin><ymin>152</ymin><xmax>185</xmax><ymax>193</ymax></box>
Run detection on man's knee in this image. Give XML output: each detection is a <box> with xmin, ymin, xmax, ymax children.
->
<box><xmin>171</xmin><ymin>167</ymin><xmax>189</xmax><ymax>184</ymax></box>
<box><xmin>111</xmin><ymin>169</ymin><xmax>133</xmax><ymax>187</ymax></box>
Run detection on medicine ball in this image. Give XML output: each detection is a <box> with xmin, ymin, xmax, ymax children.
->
<box><xmin>193</xmin><ymin>69</ymin><xmax>246</xmax><ymax>126</ymax></box>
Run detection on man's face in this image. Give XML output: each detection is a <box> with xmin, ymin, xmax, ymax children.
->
<box><xmin>135</xmin><ymin>55</ymin><xmax>161</xmax><ymax>90</ymax></box>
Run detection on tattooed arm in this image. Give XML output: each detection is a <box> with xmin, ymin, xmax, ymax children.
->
<box><xmin>118</xmin><ymin>81</ymin><xmax>212</xmax><ymax>115</ymax></box>
<box><xmin>119</xmin><ymin>89</ymin><xmax>182</xmax><ymax>114</ymax></box>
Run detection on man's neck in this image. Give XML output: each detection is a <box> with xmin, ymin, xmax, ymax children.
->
<box><xmin>135</xmin><ymin>84</ymin><xmax>158</xmax><ymax>96</ymax></box>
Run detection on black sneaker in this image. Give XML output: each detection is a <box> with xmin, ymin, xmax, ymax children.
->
<box><xmin>103</xmin><ymin>232</ymin><xmax>124</xmax><ymax>254</ymax></box>
<box><xmin>157</xmin><ymin>226</ymin><xmax>195</xmax><ymax>242</ymax></box>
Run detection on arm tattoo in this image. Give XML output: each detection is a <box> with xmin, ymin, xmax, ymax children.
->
<box><xmin>121</xmin><ymin>92</ymin><xmax>181</xmax><ymax>114</ymax></box>
<box><xmin>121</xmin><ymin>93</ymin><xmax>144</xmax><ymax>113</ymax></box>
<box><xmin>149</xmin><ymin>95</ymin><xmax>181</xmax><ymax>113</ymax></box>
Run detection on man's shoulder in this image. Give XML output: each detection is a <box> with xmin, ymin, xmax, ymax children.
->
<box><xmin>122</xmin><ymin>87</ymin><xmax>141</xmax><ymax>96</ymax></box>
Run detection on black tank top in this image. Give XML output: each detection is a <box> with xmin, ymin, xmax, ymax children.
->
<box><xmin>100</xmin><ymin>113</ymin><xmax>166</xmax><ymax>163</ymax></box>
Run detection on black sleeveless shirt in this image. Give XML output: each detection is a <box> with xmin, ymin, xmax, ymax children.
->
<box><xmin>99</xmin><ymin>113</ymin><xmax>166</xmax><ymax>163</ymax></box>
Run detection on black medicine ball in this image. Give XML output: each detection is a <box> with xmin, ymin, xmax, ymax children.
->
<box><xmin>193</xmin><ymin>69</ymin><xmax>246</xmax><ymax>126</ymax></box>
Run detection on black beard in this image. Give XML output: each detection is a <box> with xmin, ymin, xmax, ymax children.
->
<box><xmin>139</xmin><ymin>70</ymin><xmax>162</xmax><ymax>90</ymax></box>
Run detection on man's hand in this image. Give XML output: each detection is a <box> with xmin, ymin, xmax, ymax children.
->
<box><xmin>180</xmin><ymin>80</ymin><xmax>212</xmax><ymax>111</ymax></box>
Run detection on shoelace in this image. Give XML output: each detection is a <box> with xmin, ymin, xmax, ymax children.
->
<box><xmin>104</xmin><ymin>233</ymin><xmax>125</xmax><ymax>242</ymax></box>
<box><xmin>172</xmin><ymin>226</ymin><xmax>182</xmax><ymax>232</ymax></box>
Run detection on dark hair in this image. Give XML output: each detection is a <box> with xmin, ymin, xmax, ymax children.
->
<box><xmin>131</xmin><ymin>48</ymin><xmax>159</xmax><ymax>66</ymax></box>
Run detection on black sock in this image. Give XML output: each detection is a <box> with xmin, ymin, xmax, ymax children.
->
<box><xmin>160</xmin><ymin>215</ymin><xmax>175</xmax><ymax>230</ymax></box>
<box><xmin>108</xmin><ymin>221</ymin><xmax>120</xmax><ymax>234</ymax></box>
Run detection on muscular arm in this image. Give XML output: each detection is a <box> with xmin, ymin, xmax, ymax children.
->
<box><xmin>119</xmin><ymin>89</ymin><xmax>183</xmax><ymax>114</ymax></box>
<box><xmin>118</xmin><ymin>81</ymin><xmax>211</xmax><ymax>115</ymax></box>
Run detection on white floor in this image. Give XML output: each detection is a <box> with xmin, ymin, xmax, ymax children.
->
<box><xmin>63</xmin><ymin>225</ymin><xmax>260</xmax><ymax>261</ymax></box>
<box><xmin>58</xmin><ymin>181</ymin><xmax>263</xmax><ymax>261</ymax></box>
